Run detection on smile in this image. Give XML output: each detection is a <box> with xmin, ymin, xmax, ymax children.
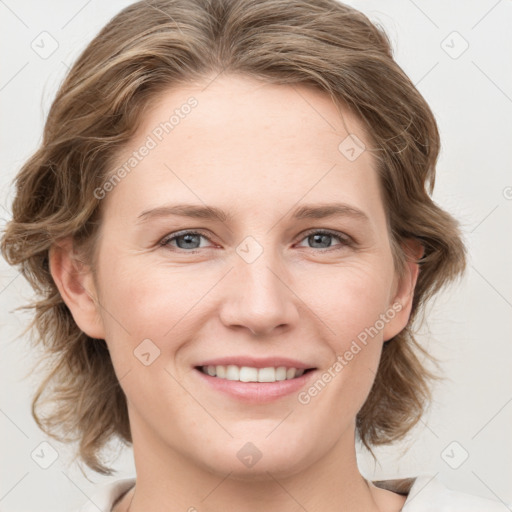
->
<box><xmin>194</xmin><ymin>357</ymin><xmax>317</xmax><ymax>402</ymax></box>
<box><xmin>198</xmin><ymin>364</ymin><xmax>310</xmax><ymax>382</ymax></box>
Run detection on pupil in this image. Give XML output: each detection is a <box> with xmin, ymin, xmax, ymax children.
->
<box><xmin>310</xmin><ymin>234</ymin><xmax>331</xmax><ymax>248</ymax></box>
<box><xmin>178</xmin><ymin>234</ymin><xmax>200</xmax><ymax>249</ymax></box>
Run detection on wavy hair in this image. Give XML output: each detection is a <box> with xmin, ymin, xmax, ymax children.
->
<box><xmin>1</xmin><ymin>0</ymin><xmax>466</xmax><ymax>474</ymax></box>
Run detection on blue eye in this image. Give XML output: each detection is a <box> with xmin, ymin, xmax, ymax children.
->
<box><xmin>160</xmin><ymin>231</ymin><xmax>212</xmax><ymax>251</ymax></box>
<box><xmin>297</xmin><ymin>230</ymin><xmax>351</xmax><ymax>250</ymax></box>
<box><xmin>159</xmin><ymin>229</ymin><xmax>352</xmax><ymax>253</ymax></box>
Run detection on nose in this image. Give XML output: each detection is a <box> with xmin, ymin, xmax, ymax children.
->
<box><xmin>218</xmin><ymin>250</ymin><xmax>300</xmax><ymax>337</ymax></box>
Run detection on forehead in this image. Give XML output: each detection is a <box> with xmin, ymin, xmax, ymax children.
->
<box><xmin>136</xmin><ymin>74</ymin><xmax>369</xmax><ymax>165</ymax></box>
<box><xmin>105</xmin><ymin>74</ymin><xmax>384</xmax><ymax>224</ymax></box>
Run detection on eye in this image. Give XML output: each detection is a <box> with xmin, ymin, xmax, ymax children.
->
<box><xmin>159</xmin><ymin>229</ymin><xmax>353</xmax><ymax>253</ymax></box>
<box><xmin>159</xmin><ymin>230</ymin><xmax>214</xmax><ymax>252</ymax></box>
<box><xmin>296</xmin><ymin>230</ymin><xmax>352</xmax><ymax>250</ymax></box>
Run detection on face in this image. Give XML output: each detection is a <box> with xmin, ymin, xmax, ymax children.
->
<box><xmin>63</xmin><ymin>74</ymin><xmax>416</xmax><ymax>479</ymax></box>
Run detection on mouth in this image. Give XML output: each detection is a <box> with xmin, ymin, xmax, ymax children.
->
<box><xmin>193</xmin><ymin>359</ymin><xmax>317</xmax><ymax>403</ymax></box>
<box><xmin>195</xmin><ymin>364</ymin><xmax>316</xmax><ymax>383</ymax></box>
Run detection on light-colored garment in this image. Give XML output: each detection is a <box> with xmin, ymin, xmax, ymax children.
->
<box><xmin>77</xmin><ymin>474</ymin><xmax>506</xmax><ymax>511</ymax></box>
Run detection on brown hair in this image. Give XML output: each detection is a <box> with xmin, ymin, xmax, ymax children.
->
<box><xmin>1</xmin><ymin>0</ymin><xmax>466</xmax><ymax>475</ymax></box>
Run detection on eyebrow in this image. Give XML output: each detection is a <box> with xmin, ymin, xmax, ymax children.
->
<box><xmin>136</xmin><ymin>202</ymin><xmax>370</xmax><ymax>224</ymax></box>
<box><xmin>292</xmin><ymin>203</ymin><xmax>369</xmax><ymax>222</ymax></box>
<box><xmin>137</xmin><ymin>204</ymin><xmax>232</xmax><ymax>223</ymax></box>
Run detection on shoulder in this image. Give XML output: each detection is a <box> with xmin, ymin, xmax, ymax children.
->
<box><xmin>75</xmin><ymin>478</ymin><xmax>135</xmax><ymax>512</ymax></box>
<box><xmin>374</xmin><ymin>474</ymin><xmax>507</xmax><ymax>511</ymax></box>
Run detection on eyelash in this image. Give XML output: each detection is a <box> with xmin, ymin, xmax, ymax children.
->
<box><xmin>159</xmin><ymin>229</ymin><xmax>354</xmax><ymax>253</ymax></box>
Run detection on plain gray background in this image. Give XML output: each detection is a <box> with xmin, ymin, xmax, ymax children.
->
<box><xmin>1</xmin><ymin>1</ymin><xmax>511</xmax><ymax>510</ymax></box>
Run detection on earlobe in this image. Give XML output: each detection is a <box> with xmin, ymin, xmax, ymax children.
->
<box><xmin>382</xmin><ymin>238</ymin><xmax>424</xmax><ymax>341</ymax></box>
<box><xmin>49</xmin><ymin>238</ymin><xmax>105</xmax><ymax>340</ymax></box>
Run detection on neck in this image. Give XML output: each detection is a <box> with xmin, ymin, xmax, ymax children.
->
<box><xmin>122</xmin><ymin>421</ymin><xmax>388</xmax><ymax>512</ymax></box>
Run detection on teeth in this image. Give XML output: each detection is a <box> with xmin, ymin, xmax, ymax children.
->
<box><xmin>200</xmin><ymin>365</ymin><xmax>307</xmax><ymax>382</ymax></box>
<box><xmin>226</xmin><ymin>365</ymin><xmax>239</xmax><ymax>380</ymax></box>
<box><xmin>258</xmin><ymin>367</ymin><xmax>275</xmax><ymax>382</ymax></box>
<box><xmin>275</xmin><ymin>367</ymin><xmax>287</xmax><ymax>381</ymax></box>
<box><xmin>239</xmin><ymin>366</ymin><xmax>258</xmax><ymax>382</ymax></box>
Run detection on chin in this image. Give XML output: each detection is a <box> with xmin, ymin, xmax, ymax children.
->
<box><xmin>207</xmin><ymin>454</ymin><xmax>311</xmax><ymax>482</ymax></box>
<box><xmin>192</xmin><ymin>434</ymin><xmax>318</xmax><ymax>481</ymax></box>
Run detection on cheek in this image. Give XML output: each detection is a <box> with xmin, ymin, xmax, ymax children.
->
<box><xmin>299</xmin><ymin>257</ymin><xmax>396</xmax><ymax>343</ymax></box>
<box><xmin>297</xmin><ymin>259</ymin><xmax>395</xmax><ymax>398</ymax></box>
<box><xmin>93</xmin><ymin>250</ymin><xmax>208</xmax><ymax>367</ymax></box>
<box><xmin>94</xmin><ymin>261</ymin><xmax>206</xmax><ymax>421</ymax></box>
<box><xmin>110</xmin><ymin>270</ymin><xmax>202</xmax><ymax>331</ymax></box>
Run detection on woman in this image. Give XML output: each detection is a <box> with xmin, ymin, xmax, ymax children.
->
<box><xmin>1</xmin><ymin>0</ymin><xmax>505</xmax><ymax>510</ymax></box>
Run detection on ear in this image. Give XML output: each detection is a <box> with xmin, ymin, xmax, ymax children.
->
<box><xmin>382</xmin><ymin>238</ymin><xmax>424</xmax><ymax>341</ymax></box>
<box><xmin>49</xmin><ymin>238</ymin><xmax>106</xmax><ymax>340</ymax></box>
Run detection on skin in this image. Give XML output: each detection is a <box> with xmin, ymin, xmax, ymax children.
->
<box><xmin>50</xmin><ymin>74</ymin><xmax>422</xmax><ymax>512</ymax></box>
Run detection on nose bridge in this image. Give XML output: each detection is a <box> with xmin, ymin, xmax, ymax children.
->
<box><xmin>239</xmin><ymin>252</ymin><xmax>283</xmax><ymax>305</ymax></box>
<box><xmin>218</xmin><ymin>237</ymin><xmax>299</xmax><ymax>335</ymax></box>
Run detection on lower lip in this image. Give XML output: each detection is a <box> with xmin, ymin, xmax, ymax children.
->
<box><xmin>194</xmin><ymin>368</ymin><xmax>316</xmax><ymax>403</ymax></box>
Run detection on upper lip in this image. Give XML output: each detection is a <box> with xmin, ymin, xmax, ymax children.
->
<box><xmin>195</xmin><ymin>356</ymin><xmax>315</xmax><ymax>370</ymax></box>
